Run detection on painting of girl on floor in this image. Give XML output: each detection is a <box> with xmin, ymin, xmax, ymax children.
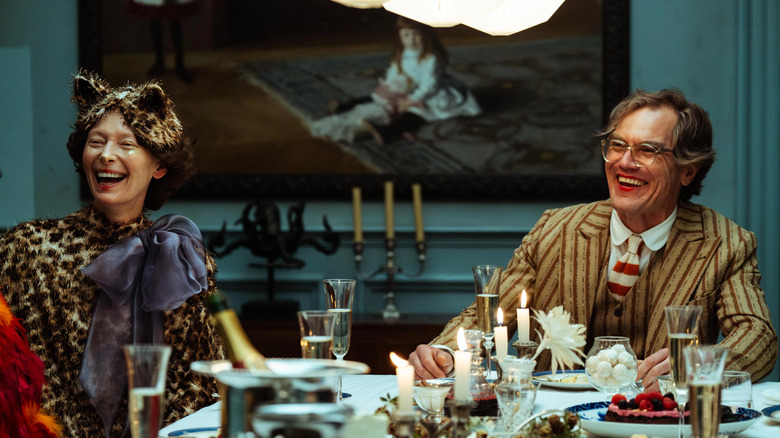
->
<box><xmin>309</xmin><ymin>17</ymin><xmax>482</xmax><ymax>146</ymax></box>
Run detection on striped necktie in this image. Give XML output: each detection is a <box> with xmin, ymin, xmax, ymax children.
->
<box><xmin>607</xmin><ymin>234</ymin><xmax>644</xmax><ymax>296</ymax></box>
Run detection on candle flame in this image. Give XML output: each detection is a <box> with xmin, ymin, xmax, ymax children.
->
<box><xmin>521</xmin><ymin>289</ymin><xmax>527</xmax><ymax>308</ymax></box>
<box><xmin>497</xmin><ymin>308</ymin><xmax>504</xmax><ymax>326</ymax></box>
<box><xmin>389</xmin><ymin>352</ymin><xmax>408</xmax><ymax>367</ymax></box>
<box><xmin>457</xmin><ymin>327</ymin><xmax>467</xmax><ymax>351</ymax></box>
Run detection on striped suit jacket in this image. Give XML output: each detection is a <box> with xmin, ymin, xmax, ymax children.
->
<box><xmin>430</xmin><ymin>200</ymin><xmax>778</xmax><ymax>380</ymax></box>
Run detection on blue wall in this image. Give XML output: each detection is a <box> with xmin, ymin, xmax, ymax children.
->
<box><xmin>1</xmin><ymin>0</ymin><xmax>778</xmax><ymax>379</ymax></box>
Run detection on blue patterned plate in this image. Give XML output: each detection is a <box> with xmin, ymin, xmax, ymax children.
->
<box><xmin>566</xmin><ymin>401</ymin><xmax>762</xmax><ymax>438</ymax></box>
<box><xmin>762</xmin><ymin>404</ymin><xmax>780</xmax><ymax>421</ymax></box>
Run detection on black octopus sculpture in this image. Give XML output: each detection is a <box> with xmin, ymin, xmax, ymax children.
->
<box><xmin>208</xmin><ymin>200</ymin><xmax>340</xmax><ymax>300</ymax></box>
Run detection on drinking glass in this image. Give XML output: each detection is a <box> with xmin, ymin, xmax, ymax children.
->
<box><xmin>665</xmin><ymin>305</ymin><xmax>702</xmax><ymax>438</ymax></box>
<box><xmin>472</xmin><ymin>265</ymin><xmax>502</xmax><ymax>376</ymax></box>
<box><xmin>297</xmin><ymin>310</ymin><xmax>336</xmax><ymax>359</ymax></box>
<box><xmin>494</xmin><ymin>357</ymin><xmax>537</xmax><ymax>434</ymax></box>
<box><xmin>721</xmin><ymin>370</ymin><xmax>752</xmax><ymax>409</ymax></box>
<box><xmin>323</xmin><ymin>278</ymin><xmax>356</xmax><ymax>400</ymax></box>
<box><xmin>683</xmin><ymin>345</ymin><xmax>729</xmax><ymax>438</ymax></box>
<box><xmin>123</xmin><ymin>344</ymin><xmax>171</xmax><ymax>438</ymax></box>
<box><xmin>584</xmin><ymin>336</ymin><xmax>638</xmax><ymax>398</ymax></box>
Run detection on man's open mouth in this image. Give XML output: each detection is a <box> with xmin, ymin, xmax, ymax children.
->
<box><xmin>618</xmin><ymin>175</ymin><xmax>647</xmax><ymax>187</ymax></box>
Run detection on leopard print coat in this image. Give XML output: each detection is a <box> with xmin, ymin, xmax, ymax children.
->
<box><xmin>0</xmin><ymin>205</ymin><xmax>224</xmax><ymax>437</ymax></box>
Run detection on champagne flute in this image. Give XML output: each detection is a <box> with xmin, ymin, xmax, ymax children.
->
<box><xmin>472</xmin><ymin>265</ymin><xmax>502</xmax><ymax>377</ymax></box>
<box><xmin>324</xmin><ymin>278</ymin><xmax>356</xmax><ymax>400</ymax></box>
<box><xmin>683</xmin><ymin>345</ymin><xmax>729</xmax><ymax>438</ymax></box>
<box><xmin>123</xmin><ymin>345</ymin><xmax>171</xmax><ymax>438</ymax></box>
<box><xmin>665</xmin><ymin>305</ymin><xmax>702</xmax><ymax>438</ymax></box>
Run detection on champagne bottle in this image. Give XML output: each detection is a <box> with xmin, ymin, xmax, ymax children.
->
<box><xmin>206</xmin><ymin>291</ymin><xmax>269</xmax><ymax>370</ymax></box>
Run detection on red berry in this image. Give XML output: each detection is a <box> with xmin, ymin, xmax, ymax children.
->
<box><xmin>639</xmin><ymin>399</ymin><xmax>653</xmax><ymax>411</ymax></box>
<box><xmin>611</xmin><ymin>394</ymin><xmax>627</xmax><ymax>404</ymax></box>
<box><xmin>662</xmin><ymin>397</ymin><xmax>676</xmax><ymax>410</ymax></box>
<box><xmin>647</xmin><ymin>391</ymin><xmax>664</xmax><ymax>401</ymax></box>
<box><xmin>635</xmin><ymin>393</ymin><xmax>647</xmax><ymax>403</ymax></box>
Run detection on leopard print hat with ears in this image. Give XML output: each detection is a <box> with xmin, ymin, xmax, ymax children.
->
<box><xmin>71</xmin><ymin>69</ymin><xmax>183</xmax><ymax>153</ymax></box>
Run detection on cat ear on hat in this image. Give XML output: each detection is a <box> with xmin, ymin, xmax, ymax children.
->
<box><xmin>138</xmin><ymin>82</ymin><xmax>173</xmax><ymax>119</ymax></box>
<box><xmin>72</xmin><ymin>70</ymin><xmax>109</xmax><ymax>113</ymax></box>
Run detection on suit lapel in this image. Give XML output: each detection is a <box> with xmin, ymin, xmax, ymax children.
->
<box><xmin>560</xmin><ymin>201</ymin><xmax>611</xmax><ymax>328</ymax></box>
<box><xmin>646</xmin><ymin>203</ymin><xmax>722</xmax><ymax>353</ymax></box>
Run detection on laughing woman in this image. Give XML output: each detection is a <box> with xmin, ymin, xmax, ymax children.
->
<box><xmin>0</xmin><ymin>71</ymin><xmax>224</xmax><ymax>437</ymax></box>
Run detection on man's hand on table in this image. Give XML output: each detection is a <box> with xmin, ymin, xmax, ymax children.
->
<box><xmin>409</xmin><ymin>344</ymin><xmax>453</xmax><ymax>380</ymax></box>
<box><xmin>637</xmin><ymin>347</ymin><xmax>671</xmax><ymax>393</ymax></box>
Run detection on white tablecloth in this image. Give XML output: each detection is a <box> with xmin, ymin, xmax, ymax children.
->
<box><xmin>160</xmin><ymin>375</ymin><xmax>780</xmax><ymax>437</ymax></box>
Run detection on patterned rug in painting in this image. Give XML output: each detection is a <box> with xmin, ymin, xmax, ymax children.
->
<box><xmin>237</xmin><ymin>36</ymin><xmax>603</xmax><ymax>175</ymax></box>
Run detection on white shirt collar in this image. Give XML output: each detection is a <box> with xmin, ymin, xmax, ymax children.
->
<box><xmin>610</xmin><ymin>207</ymin><xmax>677</xmax><ymax>251</ymax></box>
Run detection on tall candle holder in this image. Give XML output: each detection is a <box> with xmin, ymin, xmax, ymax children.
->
<box><xmin>354</xmin><ymin>238</ymin><xmax>426</xmax><ymax>321</ymax></box>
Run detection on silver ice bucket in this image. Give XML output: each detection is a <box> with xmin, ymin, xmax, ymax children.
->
<box><xmin>192</xmin><ymin>359</ymin><xmax>370</xmax><ymax>438</ymax></box>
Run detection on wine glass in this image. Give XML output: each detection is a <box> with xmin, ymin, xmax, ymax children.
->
<box><xmin>472</xmin><ymin>265</ymin><xmax>502</xmax><ymax>377</ymax></box>
<box><xmin>323</xmin><ymin>278</ymin><xmax>356</xmax><ymax>401</ymax></box>
<box><xmin>584</xmin><ymin>336</ymin><xmax>638</xmax><ymax>398</ymax></box>
<box><xmin>665</xmin><ymin>305</ymin><xmax>702</xmax><ymax>438</ymax></box>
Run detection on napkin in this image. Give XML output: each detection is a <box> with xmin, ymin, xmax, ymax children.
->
<box><xmin>763</xmin><ymin>388</ymin><xmax>780</xmax><ymax>405</ymax></box>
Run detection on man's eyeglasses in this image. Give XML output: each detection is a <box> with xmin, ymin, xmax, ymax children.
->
<box><xmin>601</xmin><ymin>138</ymin><xmax>673</xmax><ymax>168</ymax></box>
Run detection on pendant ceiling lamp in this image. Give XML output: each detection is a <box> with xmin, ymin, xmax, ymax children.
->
<box><xmin>463</xmin><ymin>0</ymin><xmax>567</xmax><ymax>36</ymax></box>
<box><xmin>330</xmin><ymin>0</ymin><xmax>386</xmax><ymax>8</ymax></box>
<box><xmin>382</xmin><ymin>0</ymin><xmax>505</xmax><ymax>28</ymax></box>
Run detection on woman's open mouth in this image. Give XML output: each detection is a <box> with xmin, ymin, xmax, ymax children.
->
<box><xmin>96</xmin><ymin>171</ymin><xmax>126</xmax><ymax>185</ymax></box>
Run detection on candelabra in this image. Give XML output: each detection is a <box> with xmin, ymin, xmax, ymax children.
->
<box><xmin>354</xmin><ymin>238</ymin><xmax>426</xmax><ymax>321</ymax></box>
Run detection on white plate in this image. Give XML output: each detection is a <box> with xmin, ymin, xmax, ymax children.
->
<box><xmin>532</xmin><ymin>370</ymin><xmax>592</xmax><ymax>389</ymax></box>
<box><xmin>567</xmin><ymin>401</ymin><xmax>762</xmax><ymax>438</ymax></box>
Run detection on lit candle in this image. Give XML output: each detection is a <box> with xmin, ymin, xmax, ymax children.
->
<box><xmin>411</xmin><ymin>183</ymin><xmax>424</xmax><ymax>242</ymax></box>
<box><xmin>351</xmin><ymin>187</ymin><xmax>363</xmax><ymax>243</ymax></box>
<box><xmin>495</xmin><ymin>308</ymin><xmax>508</xmax><ymax>360</ymax></box>
<box><xmin>454</xmin><ymin>328</ymin><xmax>471</xmax><ymax>402</ymax></box>
<box><xmin>517</xmin><ymin>289</ymin><xmax>530</xmax><ymax>342</ymax></box>
<box><xmin>389</xmin><ymin>352</ymin><xmax>414</xmax><ymax>413</ymax></box>
<box><xmin>384</xmin><ymin>181</ymin><xmax>394</xmax><ymax>239</ymax></box>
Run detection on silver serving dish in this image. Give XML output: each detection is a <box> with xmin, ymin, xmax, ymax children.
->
<box><xmin>191</xmin><ymin>359</ymin><xmax>370</xmax><ymax>438</ymax></box>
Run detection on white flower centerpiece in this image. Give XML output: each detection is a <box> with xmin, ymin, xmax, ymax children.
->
<box><xmin>531</xmin><ymin>306</ymin><xmax>587</xmax><ymax>374</ymax></box>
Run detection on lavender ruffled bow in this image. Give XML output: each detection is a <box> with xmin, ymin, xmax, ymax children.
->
<box><xmin>78</xmin><ymin>215</ymin><xmax>208</xmax><ymax>437</ymax></box>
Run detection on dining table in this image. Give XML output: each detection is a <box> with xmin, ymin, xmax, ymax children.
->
<box><xmin>160</xmin><ymin>374</ymin><xmax>780</xmax><ymax>437</ymax></box>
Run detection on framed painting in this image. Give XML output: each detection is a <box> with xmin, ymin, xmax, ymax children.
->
<box><xmin>78</xmin><ymin>0</ymin><xmax>628</xmax><ymax>201</ymax></box>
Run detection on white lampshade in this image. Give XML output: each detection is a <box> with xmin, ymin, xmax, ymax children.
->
<box><xmin>463</xmin><ymin>0</ymin><xmax>567</xmax><ymax>36</ymax></box>
<box><xmin>330</xmin><ymin>0</ymin><xmax>386</xmax><ymax>8</ymax></box>
<box><xmin>383</xmin><ymin>0</ymin><xmax>505</xmax><ymax>28</ymax></box>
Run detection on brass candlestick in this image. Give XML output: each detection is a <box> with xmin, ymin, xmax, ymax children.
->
<box><xmin>512</xmin><ymin>340</ymin><xmax>539</xmax><ymax>359</ymax></box>
<box><xmin>354</xmin><ymin>239</ymin><xmax>426</xmax><ymax>321</ymax></box>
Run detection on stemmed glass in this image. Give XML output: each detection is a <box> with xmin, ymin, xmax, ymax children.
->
<box><xmin>683</xmin><ymin>345</ymin><xmax>729</xmax><ymax>438</ymax></box>
<box><xmin>665</xmin><ymin>305</ymin><xmax>702</xmax><ymax>438</ymax></box>
<box><xmin>472</xmin><ymin>265</ymin><xmax>502</xmax><ymax>377</ymax></box>
<box><xmin>324</xmin><ymin>278</ymin><xmax>356</xmax><ymax>401</ymax></box>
